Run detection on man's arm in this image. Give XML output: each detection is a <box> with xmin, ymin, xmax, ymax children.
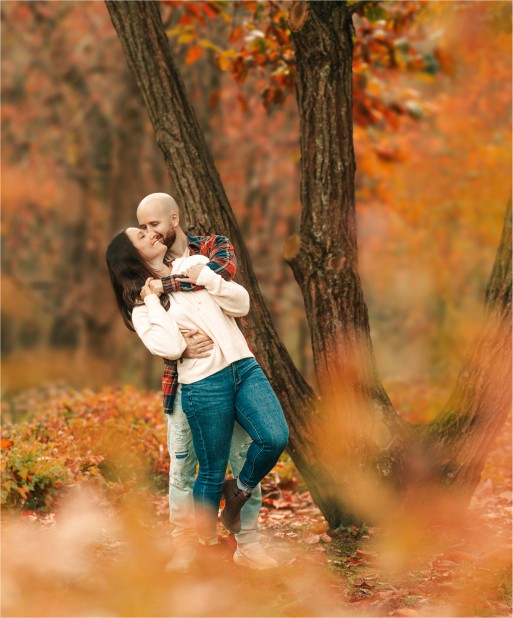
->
<box><xmin>200</xmin><ymin>235</ymin><xmax>237</xmax><ymax>280</ymax></box>
<box><xmin>181</xmin><ymin>329</ymin><xmax>214</xmax><ymax>358</ymax></box>
<box><xmin>160</xmin><ymin>235</ymin><xmax>237</xmax><ymax>294</ymax></box>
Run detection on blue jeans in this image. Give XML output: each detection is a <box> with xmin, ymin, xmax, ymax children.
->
<box><xmin>166</xmin><ymin>387</ymin><xmax>262</xmax><ymax>545</ymax></box>
<box><xmin>181</xmin><ymin>357</ymin><xmax>289</xmax><ymax>543</ymax></box>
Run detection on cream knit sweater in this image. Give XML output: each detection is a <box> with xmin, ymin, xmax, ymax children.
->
<box><xmin>132</xmin><ymin>255</ymin><xmax>254</xmax><ymax>384</ymax></box>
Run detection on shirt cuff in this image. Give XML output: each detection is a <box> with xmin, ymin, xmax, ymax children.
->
<box><xmin>162</xmin><ymin>276</ymin><xmax>179</xmax><ymax>294</ymax></box>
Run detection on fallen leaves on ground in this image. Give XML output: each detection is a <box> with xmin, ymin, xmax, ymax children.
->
<box><xmin>2</xmin><ymin>398</ymin><xmax>510</xmax><ymax>617</ymax></box>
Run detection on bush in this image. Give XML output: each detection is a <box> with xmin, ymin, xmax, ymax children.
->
<box><xmin>1</xmin><ymin>439</ymin><xmax>70</xmax><ymax>510</ymax></box>
<box><xmin>1</xmin><ymin>386</ymin><xmax>168</xmax><ymax>511</ymax></box>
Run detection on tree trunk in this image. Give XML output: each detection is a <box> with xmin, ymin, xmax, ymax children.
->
<box><xmin>287</xmin><ymin>2</ymin><xmax>407</xmax><ymax>449</ymax></box>
<box><xmin>105</xmin><ymin>0</ymin><xmax>511</xmax><ymax>527</ymax></box>
<box><xmin>425</xmin><ymin>199</ymin><xmax>512</xmax><ymax>497</ymax></box>
<box><xmin>288</xmin><ymin>0</ymin><xmax>511</xmax><ymax>506</ymax></box>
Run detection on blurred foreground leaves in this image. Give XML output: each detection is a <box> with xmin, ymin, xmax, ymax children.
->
<box><xmin>1</xmin><ymin>386</ymin><xmax>511</xmax><ymax>616</ymax></box>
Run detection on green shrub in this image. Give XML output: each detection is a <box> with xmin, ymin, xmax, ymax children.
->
<box><xmin>1</xmin><ymin>439</ymin><xmax>70</xmax><ymax>510</ymax></box>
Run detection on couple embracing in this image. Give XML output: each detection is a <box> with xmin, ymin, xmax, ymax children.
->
<box><xmin>106</xmin><ymin>192</ymin><xmax>289</xmax><ymax>571</ymax></box>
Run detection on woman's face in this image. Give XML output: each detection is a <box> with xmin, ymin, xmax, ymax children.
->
<box><xmin>125</xmin><ymin>227</ymin><xmax>167</xmax><ymax>262</ymax></box>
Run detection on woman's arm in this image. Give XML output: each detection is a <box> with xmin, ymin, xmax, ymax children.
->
<box><xmin>132</xmin><ymin>294</ymin><xmax>187</xmax><ymax>360</ymax></box>
<box><xmin>194</xmin><ymin>266</ymin><xmax>250</xmax><ymax>317</ymax></box>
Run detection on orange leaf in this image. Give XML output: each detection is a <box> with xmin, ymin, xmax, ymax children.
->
<box><xmin>201</xmin><ymin>3</ymin><xmax>218</xmax><ymax>19</ymax></box>
<box><xmin>229</xmin><ymin>26</ymin><xmax>244</xmax><ymax>45</ymax></box>
<box><xmin>185</xmin><ymin>46</ymin><xmax>203</xmax><ymax>65</ymax></box>
<box><xmin>218</xmin><ymin>50</ymin><xmax>238</xmax><ymax>72</ymax></box>
<box><xmin>1</xmin><ymin>438</ymin><xmax>13</xmax><ymax>449</ymax></box>
<box><xmin>243</xmin><ymin>1</ymin><xmax>258</xmax><ymax>13</ymax></box>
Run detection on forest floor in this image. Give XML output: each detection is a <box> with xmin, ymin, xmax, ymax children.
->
<box><xmin>149</xmin><ymin>416</ymin><xmax>512</xmax><ymax>616</ymax></box>
<box><xmin>251</xmin><ymin>414</ymin><xmax>512</xmax><ymax>617</ymax></box>
<box><xmin>2</xmin><ymin>390</ymin><xmax>511</xmax><ymax>618</ymax></box>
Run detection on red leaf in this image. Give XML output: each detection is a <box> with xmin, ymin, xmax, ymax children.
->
<box><xmin>185</xmin><ymin>46</ymin><xmax>203</xmax><ymax>65</ymax></box>
<box><xmin>229</xmin><ymin>26</ymin><xmax>244</xmax><ymax>45</ymax></box>
<box><xmin>201</xmin><ymin>3</ymin><xmax>218</xmax><ymax>19</ymax></box>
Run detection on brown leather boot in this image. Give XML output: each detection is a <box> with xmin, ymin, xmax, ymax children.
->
<box><xmin>220</xmin><ymin>478</ymin><xmax>251</xmax><ymax>534</ymax></box>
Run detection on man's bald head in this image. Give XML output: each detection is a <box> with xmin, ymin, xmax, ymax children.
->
<box><xmin>137</xmin><ymin>192</ymin><xmax>179</xmax><ymax>219</ymax></box>
<box><xmin>136</xmin><ymin>193</ymin><xmax>181</xmax><ymax>249</ymax></box>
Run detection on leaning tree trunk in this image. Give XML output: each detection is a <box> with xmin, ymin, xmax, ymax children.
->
<box><xmin>105</xmin><ymin>0</ymin><xmax>512</xmax><ymax>526</ymax></box>
<box><xmin>425</xmin><ymin>199</ymin><xmax>512</xmax><ymax>496</ymax></box>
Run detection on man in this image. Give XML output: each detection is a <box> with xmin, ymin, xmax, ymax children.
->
<box><xmin>136</xmin><ymin>192</ymin><xmax>277</xmax><ymax>571</ymax></box>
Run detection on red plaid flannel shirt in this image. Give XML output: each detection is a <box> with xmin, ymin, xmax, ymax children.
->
<box><xmin>162</xmin><ymin>233</ymin><xmax>237</xmax><ymax>414</ymax></box>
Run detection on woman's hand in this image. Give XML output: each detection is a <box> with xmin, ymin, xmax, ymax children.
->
<box><xmin>176</xmin><ymin>264</ymin><xmax>206</xmax><ymax>285</ymax></box>
<box><xmin>140</xmin><ymin>277</ymin><xmax>162</xmax><ymax>300</ymax></box>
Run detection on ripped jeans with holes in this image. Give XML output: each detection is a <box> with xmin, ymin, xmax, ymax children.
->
<box><xmin>166</xmin><ymin>386</ymin><xmax>262</xmax><ymax>545</ymax></box>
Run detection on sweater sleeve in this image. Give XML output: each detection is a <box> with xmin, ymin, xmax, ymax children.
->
<box><xmin>132</xmin><ymin>295</ymin><xmax>187</xmax><ymax>360</ymax></box>
<box><xmin>195</xmin><ymin>266</ymin><xmax>250</xmax><ymax>317</ymax></box>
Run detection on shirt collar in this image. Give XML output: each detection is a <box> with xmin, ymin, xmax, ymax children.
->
<box><xmin>186</xmin><ymin>231</ymin><xmax>202</xmax><ymax>250</ymax></box>
<box><xmin>164</xmin><ymin>231</ymin><xmax>202</xmax><ymax>263</ymax></box>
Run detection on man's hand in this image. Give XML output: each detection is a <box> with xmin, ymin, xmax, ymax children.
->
<box><xmin>182</xmin><ymin>329</ymin><xmax>214</xmax><ymax>358</ymax></box>
<box><xmin>176</xmin><ymin>264</ymin><xmax>206</xmax><ymax>285</ymax></box>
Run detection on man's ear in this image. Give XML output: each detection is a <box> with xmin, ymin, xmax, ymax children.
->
<box><xmin>172</xmin><ymin>212</ymin><xmax>180</xmax><ymax>227</ymax></box>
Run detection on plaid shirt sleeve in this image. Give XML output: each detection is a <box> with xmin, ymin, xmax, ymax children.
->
<box><xmin>161</xmin><ymin>235</ymin><xmax>237</xmax><ymax>294</ymax></box>
<box><xmin>162</xmin><ymin>358</ymin><xmax>178</xmax><ymax>414</ymax></box>
<box><xmin>199</xmin><ymin>235</ymin><xmax>237</xmax><ymax>281</ymax></box>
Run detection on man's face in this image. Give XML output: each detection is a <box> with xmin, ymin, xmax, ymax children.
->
<box><xmin>137</xmin><ymin>203</ymin><xmax>177</xmax><ymax>249</ymax></box>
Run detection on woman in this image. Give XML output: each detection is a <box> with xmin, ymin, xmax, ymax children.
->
<box><xmin>106</xmin><ymin>228</ymin><xmax>289</xmax><ymax>546</ymax></box>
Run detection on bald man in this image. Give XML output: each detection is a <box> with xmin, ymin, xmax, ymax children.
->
<box><xmin>136</xmin><ymin>193</ymin><xmax>277</xmax><ymax>571</ymax></box>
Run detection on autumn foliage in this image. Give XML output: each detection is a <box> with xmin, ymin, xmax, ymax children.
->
<box><xmin>2</xmin><ymin>387</ymin><xmax>168</xmax><ymax>511</ymax></box>
<box><xmin>1</xmin><ymin>386</ymin><xmax>511</xmax><ymax>616</ymax></box>
<box><xmin>163</xmin><ymin>1</ymin><xmax>436</xmax><ymax>115</ymax></box>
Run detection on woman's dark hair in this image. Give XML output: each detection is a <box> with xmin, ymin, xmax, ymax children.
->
<box><xmin>106</xmin><ymin>230</ymin><xmax>169</xmax><ymax>331</ymax></box>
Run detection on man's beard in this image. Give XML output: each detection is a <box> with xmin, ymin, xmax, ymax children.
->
<box><xmin>162</xmin><ymin>228</ymin><xmax>177</xmax><ymax>249</ymax></box>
